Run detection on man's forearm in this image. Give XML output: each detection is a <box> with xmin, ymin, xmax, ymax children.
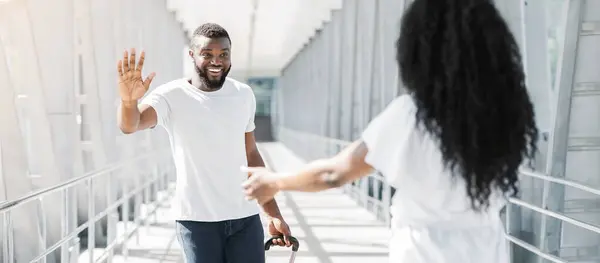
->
<box><xmin>118</xmin><ymin>100</ymin><xmax>141</xmax><ymax>133</ymax></box>
<box><xmin>261</xmin><ymin>198</ymin><xmax>283</xmax><ymax>219</ymax></box>
<box><xmin>247</xmin><ymin>150</ymin><xmax>284</xmax><ymax>219</ymax></box>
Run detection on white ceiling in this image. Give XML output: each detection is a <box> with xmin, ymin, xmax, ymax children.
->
<box><xmin>166</xmin><ymin>0</ymin><xmax>342</xmax><ymax>77</ymax></box>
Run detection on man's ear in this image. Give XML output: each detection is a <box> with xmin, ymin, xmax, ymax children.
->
<box><xmin>188</xmin><ymin>49</ymin><xmax>194</xmax><ymax>59</ymax></box>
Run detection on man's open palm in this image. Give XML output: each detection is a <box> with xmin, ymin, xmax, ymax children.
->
<box><xmin>117</xmin><ymin>48</ymin><xmax>155</xmax><ymax>102</ymax></box>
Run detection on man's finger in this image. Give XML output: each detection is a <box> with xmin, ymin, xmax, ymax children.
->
<box><xmin>282</xmin><ymin>235</ymin><xmax>290</xmax><ymax>247</ymax></box>
<box><xmin>117</xmin><ymin>60</ymin><xmax>124</xmax><ymax>77</ymax></box>
<box><xmin>243</xmin><ymin>186</ymin><xmax>253</xmax><ymax>195</ymax></box>
<box><xmin>137</xmin><ymin>50</ymin><xmax>145</xmax><ymax>71</ymax></box>
<box><xmin>122</xmin><ymin>50</ymin><xmax>130</xmax><ymax>72</ymax></box>
<box><xmin>143</xmin><ymin>72</ymin><xmax>156</xmax><ymax>90</ymax></box>
<box><xmin>275</xmin><ymin>238</ymin><xmax>284</xmax><ymax>246</ymax></box>
<box><xmin>281</xmin><ymin>237</ymin><xmax>290</xmax><ymax>247</ymax></box>
<box><xmin>241</xmin><ymin>180</ymin><xmax>251</xmax><ymax>188</ymax></box>
<box><xmin>129</xmin><ymin>48</ymin><xmax>136</xmax><ymax>72</ymax></box>
<box><xmin>241</xmin><ymin>174</ymin><xmax>255</xmax><ymax>187</ymax></box>
<box><xmin>244</xmin><ymin>192</ymin><xmax>255</xmax><ymax>201</ymax></box>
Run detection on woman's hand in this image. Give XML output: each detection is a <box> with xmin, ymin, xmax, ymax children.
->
<box><xmin>241</xmin><ymin>167</ymin><xmax>283</xmax><ymax>205</ymax></box>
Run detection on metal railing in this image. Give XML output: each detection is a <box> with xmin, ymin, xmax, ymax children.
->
<box><xmin>0</xmin><ymin>149</ymin><xmax>175</xmax><ymax>263</ymax></box>
<box><xmin>276</xmin><ymin>127</ymin><xmax>600</xmax><ymax>263</ymax></box>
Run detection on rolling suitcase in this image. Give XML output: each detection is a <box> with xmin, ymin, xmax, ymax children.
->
<box><xmin>264</xmin><ymin>236</ymin><xmax>300</xmax><ymax>263</ymax></box>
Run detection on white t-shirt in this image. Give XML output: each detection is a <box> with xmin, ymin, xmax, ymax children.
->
<box><xmin>140</xmin><ymin>77</ymin><xmax>260</xmax><ymax>222</ymax></box>
<box><xmin>361</xmin><ymin>94</ymin><xmax>509</xmax><ymax>263</ymax></box>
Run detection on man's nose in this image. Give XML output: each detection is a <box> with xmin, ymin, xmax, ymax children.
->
<box><xmin>210</xmin><ymin>57</ymin><xmax>222</xmax><ymax>66</ymax></box>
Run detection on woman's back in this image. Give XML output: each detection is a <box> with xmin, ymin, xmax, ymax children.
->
<box><xmin>362</xmin><ymin>94</ymin><xmax>510</xmax><ymax>263</ymax></box>
<box><xmin>366</xmin><ymin>94</ymin><xmax>507</xmax><ymax>227</ymax></box>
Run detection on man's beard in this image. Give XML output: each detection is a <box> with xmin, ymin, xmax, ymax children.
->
<box><xmin>195</xmin><ymin>63</ymin><xmax>231</xmax><ymax>90</ymax></box>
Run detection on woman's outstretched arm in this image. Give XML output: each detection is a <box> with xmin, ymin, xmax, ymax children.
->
<box><xmin>242</xmin><ymin>140</ymin><xmax>374</xmax><ymax>204</ymax></box>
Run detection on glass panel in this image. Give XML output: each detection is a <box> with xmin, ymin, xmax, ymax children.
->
<box><xmin>546</xmin><ymin>0</ymin><xmax>568</xmax><ymax>90</ymax></box>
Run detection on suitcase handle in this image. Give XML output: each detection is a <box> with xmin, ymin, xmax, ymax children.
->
<box><xmin>264</xmin><ymin>236</ymin><xmax>300</xmax><ymax>252</ymax></box>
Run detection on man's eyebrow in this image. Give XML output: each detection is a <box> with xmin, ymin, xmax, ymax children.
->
<box><xmin>200</xmin><ymin>47</ymin><xmax>230</xmax><ymax>51</ymax></box>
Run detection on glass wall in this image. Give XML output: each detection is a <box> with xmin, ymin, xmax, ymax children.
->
<box><xmin>248</xmin><ymin>77</ymin><xmax>277</xmax><ymax>117</ymax></box>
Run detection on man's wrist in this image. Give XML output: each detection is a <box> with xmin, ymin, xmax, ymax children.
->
<box><xmin>268</xmin><ymin>213</ymin><xmax>284</xmax><ymax>220</ymax></box>
<box><xmin>121</xmin><ymin>99</ymin><xmax>138</xmax><ymax>108</ymax></box>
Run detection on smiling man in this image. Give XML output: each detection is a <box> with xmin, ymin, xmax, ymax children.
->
<box><xmin>116</xmin><ymin>23</ymin><xmax>292</xmax><ymax>263</ymax></box>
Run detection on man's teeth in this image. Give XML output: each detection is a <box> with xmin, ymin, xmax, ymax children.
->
<box><xmin>208</xmin><ymin>68</ymin><xmax>221</xmax><ymax>72</ymax></box>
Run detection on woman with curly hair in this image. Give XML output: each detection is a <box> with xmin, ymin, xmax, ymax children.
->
<box><xmin>242</xmin><ymin>0</ymin><xmax>538</xmax><ymax>261</ymax></box>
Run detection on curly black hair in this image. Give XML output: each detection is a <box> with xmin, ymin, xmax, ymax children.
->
<box><xmin>396</xmin><ymin>0</ymin><xmax>539</xmax><ymax>210</ymax></box>
<box><xmin>191</xmin><ymin>23</ymin><xmax>231</xmax><ymax>47</ymax></box>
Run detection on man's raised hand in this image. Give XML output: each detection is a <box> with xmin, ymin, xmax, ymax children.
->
<box><xmin>117</xmin><ymin>48</ymin><xmax>155</xmax><ymax>103</ymax></box>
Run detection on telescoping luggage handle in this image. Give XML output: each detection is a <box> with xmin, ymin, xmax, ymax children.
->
<box><xmin>264</xmin><ymin>236</ymin><xmax>300</xmax><ymax>263</ymax></box>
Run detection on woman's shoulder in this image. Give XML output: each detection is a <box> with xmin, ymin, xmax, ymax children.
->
<box><xmin>373</xmin><ymin>94</ymin><xmax>416</xmax><ymax>126</ymax></box>
<box><xmin>386</xmin><ymin>94</ymin><xmax>416</xmax><ymax>114</ymax></box>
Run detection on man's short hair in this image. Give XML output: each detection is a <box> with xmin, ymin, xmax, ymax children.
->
<box><xmin>191</xmin><ymin>23</ymin><xmax>231</xmax><ymax>47</ymax></box>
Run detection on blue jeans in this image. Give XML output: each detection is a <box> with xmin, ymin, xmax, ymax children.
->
<box><xmin>176</xmin><ymin>214</ymin><xmax>265</xmax><ymax>263</ymax></box>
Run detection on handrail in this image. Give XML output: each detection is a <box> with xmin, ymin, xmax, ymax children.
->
<box><xmin>508</xmin><ymin>197</ymin><xmax>600</xmax><ymax>234</ymax></box>
<box><xmin>518</xmin><ymin>168</ymin><xmax>600</xmax><ymax>196</ymax></box>
<box><xmin>1</xmin><ymin>148</ymin><xmax>172</xmax><ymax>263</ymax></box>
<box><xmin>277</xmin><ymin>127</ymin><xmax>600</xmax><ymax>262</ymax></box>
<box><xmin>0</xmin><ymin>151</ymin><xmax>157</xmax><ymax>213</ymax></box>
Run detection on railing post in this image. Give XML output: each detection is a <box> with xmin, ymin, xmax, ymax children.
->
<box><xmin>135</xmin><ymin>179</ymin><xmax>142</xmax><ymax>245</ymax></box>
<box><xmin>506</xmin><ymin>203</ymin><xmax>513</xmax><ymax>261</ymax></box>
<box><xmin>144</xmin><ymin>174</ymin><xmax>151</xmax><ymax>231</ymax></box>
<box><xmin>382</xmin><ymin>183</ymin><xmax>391</xmax><ymax>227</ymax></box>
<box><xmin>40</xmin><ymin>197</ymin><xmax>47</xmax><ymax>263</ymax></box>
<box><xmin>70</xmin><ymin>238</ymin><xmax>80</xmax><ymax>263</ymax></box>
<box><xmin>106</xmin><ymin>173</ymin><xmax>115</xmax><ymax>262</ymax></box>
<box><xmin>153</xmin><ymin>158</ymin><xmax>160</xmax><ymax>224</ymax></box>
<box><xmin>87</xmin><ymin>178</ymin><xmax>95</xmax><ymax>263</ymax></box>
<box><xmin>3</xmin><ymin>212</ymin><xmax>14</xmax><ymax>263</ymax></box>
<box><xmin>70</xmin><ymin>188</ymin><xmax>79</xmax><ymax>263</ymax></box>
<box><xmin>61</xmin><ymin>190</ymin><xmax>69</xmax><ymax>263</ymax></box>
<box><xmin>122</xmin><ymin>181</ymin><xmax>130</xmax><ymax>260</ymax></box>
<box><xmin>360</xmin><ymin>177</ymin><xmax>369</xmax><ymax>209</ymax></box>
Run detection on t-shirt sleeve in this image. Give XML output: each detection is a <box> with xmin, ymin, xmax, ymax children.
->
<box><xmin>139</xmin><ymin>87</ymin><xmax>171</xmax><ymax>128</ymax></box>
<box><xmin>361</xmin><ymin>95</ymin><xmax>413</xmax><ymax>181</ymax></box>
<box><xmin>245</xmin><ymin>89</ymin><xmax>257</xmax><ymax>133</ymax></box>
